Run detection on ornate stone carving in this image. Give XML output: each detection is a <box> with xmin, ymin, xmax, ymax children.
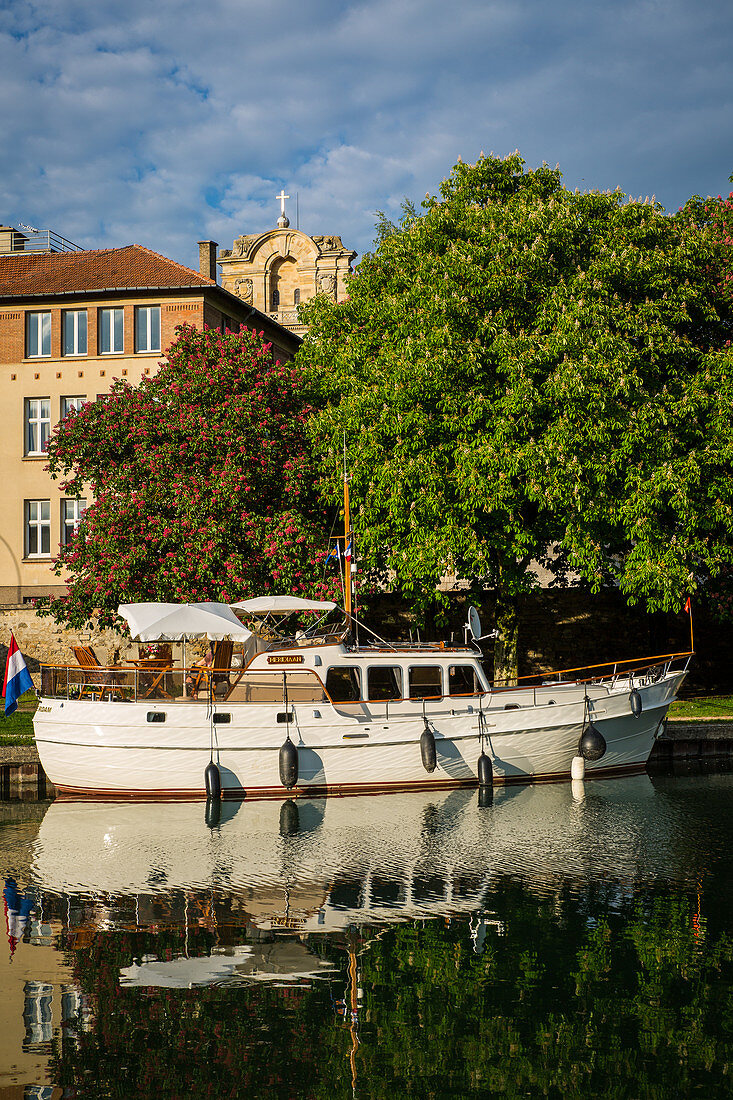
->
<box><xmin>233</xmin><ymin>235</ymin><xmax>257</xmax><ymax>257</ymax></box>
<box><xmin>319</xmin><ymin>273</ymin><xmax>337</xmax><ymax>298</ymax></box>
<box><xmin>234</xmin><ymin>277</ymin><xmax>253</xmax><ymax>303</ymax></box>
<box><xmin>312</xmin><ymin>235</ymin><xmax>344</xmax><ymax>252</ymax></box>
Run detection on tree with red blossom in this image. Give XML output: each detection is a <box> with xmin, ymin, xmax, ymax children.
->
<box><xmin>38</xmin><ymin>325</ymin><xmax>335</xmax><ymax>629</ymax></box>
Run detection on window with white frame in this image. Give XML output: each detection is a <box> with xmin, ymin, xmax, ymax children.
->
<box><xmin>26</xmin><ymin>312</ymin><xmax>51</xmax><ymax>358</ymax></box>
<box><xmin>23</xmin><ymin>981</ymin><xmax>54</xmax><ymax>1045</ymax></box>
<box><xmin>25</xmin><ymin>398</ymin><xmax>51</xmax><ymax>455</ymax></box>
<box><xmin>61</xmin><ymin>498</ymin><xmax>86</xmax><ymax>545</ymax></box>
<box><xmin>99</xmin><ymin>308</ymin><xmax>124</xmax><ymax>354</ymax></box>
<box><xmin>62</xmin><ymin>310</ymin><xmax>87</xmax><ymax>356</ymax></box>
<box><xmin>25</xmin><ymin>500</ymin><xmax>51</xmax><ymax>557</ymax></box>
<box><xmin>61</xmin><ymin>396</ymin><xmax>86</xmax><ymax>419</ymax></box>
<box><xmin>134</xmin><ymin>305</ymin><xmax>161</xmax><ymax>352</ymax></box>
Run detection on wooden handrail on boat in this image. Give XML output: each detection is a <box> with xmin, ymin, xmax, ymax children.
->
<box><xmin>491</xmin><ymin>650</ymin><xmax>694</xmax><ymax>687</ymax></box>
<box><xmin>38</xmin><ymin>649</ymin><xmax>693</xmax><ymax>705</ymax></box>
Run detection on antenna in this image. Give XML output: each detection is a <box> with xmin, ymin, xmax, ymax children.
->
<box><xmin>296</xmin><ymin>192</ymin><xmax>299</xmax><ymax>230</ymax></box>
<box><xmin>465</xmin><ymin>605</ymin><xmax>498</xmax><ymax>647</ymax></box>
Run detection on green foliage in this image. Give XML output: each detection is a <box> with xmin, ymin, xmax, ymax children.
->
<box><xmin>356</xmin><ymin>886</ymin><xmax>733</xmax><ymax>1097</ymax></box>
<box><xmin>52</xmin><ymin>924</ymin><xmax>347</xmax><ymax>1099</ymax></box>
<box><xmin>299</xmin><ymin>154</ymin><xmax>733</xmax><ymax>641</ymax></box>
<box><xmin>38</xmin><ymin>325</ymin><xmax>336</xmax><ymax>629</ymax></box>
<box><xmin>51</xmin><ymin>884</ymin><xmax>733</xmax><ymax>1098</ymax></box>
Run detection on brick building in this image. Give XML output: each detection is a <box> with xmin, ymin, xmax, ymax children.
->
<box><xmin>0</xmin><ymin>226</ymin><xmax>300</xmax><ymax>605</ymax></box>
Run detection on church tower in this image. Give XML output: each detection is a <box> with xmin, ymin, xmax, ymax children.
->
<box><xmin>218</xmin><ymin>191</ymin><xmax>357</xmax><ymax>336</ymax></box>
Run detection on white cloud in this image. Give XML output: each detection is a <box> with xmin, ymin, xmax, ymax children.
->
<box><xmin>1</xmin><ymin>0</ymin><xmax>731</xmax><ymax>270</ymax></box>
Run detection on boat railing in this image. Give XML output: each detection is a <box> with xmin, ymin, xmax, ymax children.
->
<box><xmin>38</xmin><ymin>663</ymin><xmax>330</xmax><ymax>704</ymax></box>
<box><xmin>491</xmin><ymin>651</ymin><xmax>693</xmax><ymax>691</ymax></box>
<box><xmin>38</xmin><ymin>650</ymin><xmax>691</xmax><ymax>707</ymax></box>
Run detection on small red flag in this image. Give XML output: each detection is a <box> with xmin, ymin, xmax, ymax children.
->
<box><xmin>684</xmin><ymin>597</ymin><xmax>691</xmax><ymax>614</ymax></box>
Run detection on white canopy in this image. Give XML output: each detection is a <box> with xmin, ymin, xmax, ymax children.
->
<box><xmin>120</xmin><ymin>953</ymin><xmax>246</xmax><ymax>989</ymax></box>
<box><xmin>118</xmin><ymin>602</ymin><xmax>252</xmax><ymax>642</ymax></box>
<box><xmin>232</xmin><ymin>596</ymin><xmax>338</xmax><ymax>614</ymax></box>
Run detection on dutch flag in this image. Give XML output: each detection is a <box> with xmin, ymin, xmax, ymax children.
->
<box><xmin>3</xmin><ymin>634</ymin><xmax>34</xmax><ymax>716</ymax></box>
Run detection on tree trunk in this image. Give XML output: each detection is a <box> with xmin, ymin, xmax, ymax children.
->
<box><xmin>493</xmin><ymin>592</ymin><xmax>519</xmax><ymax>687</ymax></box>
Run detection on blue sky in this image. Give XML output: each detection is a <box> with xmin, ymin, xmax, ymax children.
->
<box><xmin>1</xmin><ymin>0</ymin><xmax>732</xmax><ymax>271</ymax></box>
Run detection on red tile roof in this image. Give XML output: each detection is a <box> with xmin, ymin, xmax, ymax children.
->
<box><xmin>0</xmin><ymin>244</ymin><xmax>217</xmax><ymax>298</ymax></box>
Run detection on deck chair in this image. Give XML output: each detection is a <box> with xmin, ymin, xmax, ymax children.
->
<box><xmin>188</xmin><ymin>640</ymin><xmax>233</xmax><ymax>700</ymax></box>
<box><xmin>73</xmin><ymin>645</ymin><xmax>124</xmax><ymax>700</ymax></box>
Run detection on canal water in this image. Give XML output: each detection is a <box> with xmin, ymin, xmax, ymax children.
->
<box><xmin>2</xmin><ymin>772</ymin><xmax>732</xmax><ymax>1098</ymax></box>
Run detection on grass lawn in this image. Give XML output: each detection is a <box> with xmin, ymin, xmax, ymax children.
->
<box><xmin>0</xmin><ymin>690</ymin><xmax>38</xmax><ymax>746</ymax></box>
<box><xmin>668</xmin><ymin>696</ymin><xmax>733</xmax><ymax>719</ymax></box>
<box><xmin>0</xmin><ymin>712</ymin><xmax>35</xmax><ymax>745</ymax></box>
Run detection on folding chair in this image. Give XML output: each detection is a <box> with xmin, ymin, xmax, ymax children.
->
<box><xmin>72</xmin><ymin>646</ymin><xmax>124</xmax><ymax>700</ymax></box>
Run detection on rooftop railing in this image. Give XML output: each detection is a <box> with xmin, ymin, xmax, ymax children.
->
<box><xmin>15</xmin><ymin>228</ymin><xmax>83</xmax><ymax>253</ymax></box>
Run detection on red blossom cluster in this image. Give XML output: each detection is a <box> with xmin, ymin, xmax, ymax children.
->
<box><xmin>38</xmin><ymin>324</ymin><xmax>338</xmax><ymax>628</ymax></box>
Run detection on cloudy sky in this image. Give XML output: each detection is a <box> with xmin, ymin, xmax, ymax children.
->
<box><xmin>1</xmin><ymin>0</ymin><xmax>731</xmax><ymax>271</ymax></box>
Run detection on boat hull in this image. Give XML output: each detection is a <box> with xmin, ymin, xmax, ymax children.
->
<box><xmin>33</xmin><ymin>671</ymin><xmax>684</xmax><ymax>799</ymax></box>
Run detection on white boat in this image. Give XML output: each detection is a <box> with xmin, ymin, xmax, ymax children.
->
<box><xmin>33</xmin><ymin>593</ymin><xmax>690</xmax><ymax>799</ymax></box>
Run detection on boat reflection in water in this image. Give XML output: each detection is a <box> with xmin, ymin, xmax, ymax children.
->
<box><xmin>31</xmin><ymin>775</ymin><xmax>694</xmax><ymax>942</ymax></box>
<box><xmin>17</xmin><ymin>774</ymin><xmax>733</xmax><ymax>1099</ymax></box>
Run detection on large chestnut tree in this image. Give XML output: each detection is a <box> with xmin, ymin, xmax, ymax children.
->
<box><xmin>300</xmin><ymin>154</ymin><xmax>733</xmax><ymax>682</ymax></box>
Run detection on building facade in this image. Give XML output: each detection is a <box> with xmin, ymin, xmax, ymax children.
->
<box><xmin>0</xmin><ymin>227</ymin><xmax>300</xmax><ymax>606</ymax></box>
<box><xmin>218</xmin><ymin>203</ymin><xmax>356</xmax><ymax>336</ymax></box>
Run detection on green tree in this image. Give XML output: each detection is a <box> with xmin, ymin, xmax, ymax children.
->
<box><xmin>300</xmin><ymin>154</ymin><xmax>733</xmax><ymax>682</ymax></box>
<box><xmin>678</xmin><ymin>176</ymin><xmax>733</xmax><ymax>621</ymax></box>
<box><xmin>39</xmin><ymin>324</ymin><xmax>334</xmax><ymax>629</ymax></box>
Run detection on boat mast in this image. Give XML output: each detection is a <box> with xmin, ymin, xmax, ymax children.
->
<box><xmin>343</xmin><ymin>437</ymin><xmax>352</xmax><ymax>619</ymax></box>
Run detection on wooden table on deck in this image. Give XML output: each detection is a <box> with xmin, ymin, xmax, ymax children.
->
<box><xmin>126</xmin><ymin>658</ymin><xmax>174</xmax><ymax>699</ymax></box>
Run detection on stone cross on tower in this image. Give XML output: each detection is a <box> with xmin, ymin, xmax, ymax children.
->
<box><xmin>276</xmin><ymin>190</ymin><xmax>290</xmax><ymax>228</ymax></box>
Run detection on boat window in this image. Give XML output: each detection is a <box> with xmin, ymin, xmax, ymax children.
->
<box><xmin>213</xmin><ymin>713</ymin><xmax>230</xmax><ymax>724</ymax></box>
<box><xmin>367</xmin><ymin>665</ymin><xmax>402</xmax><ymax>701</ymax></box>
<box><xmin>330</xmin><ymin>879</ymin><xmax>363</xmax><ymax>910</ymax></box>
<box><xmin>370</xmin><ymin>876</ymin><xmax>404</xmax><ymax>907</ymax></box>
<box><xmin>146</xmin><ymin>712</ymin><xmax>166</xmax><ymax>723</ymax></box>
<box><xmin>448</xmin><ymin>664</ymin><xmax>480</xmax><ymax>696</ymax></box>
<box><xmin>408</xmin><ymin>666</ymin><xmax>443</xmax><ymax>699</ymax></box>
<box><xmin>413</xmin><ymin>873</ymin><xmax>447</xmax><ymax>902</ymax></box>
<box><xmin>325</xmin><ymin>666</ymin><xmax>362</xmax><ymax>702</ymax></box>
<box><xmin>226</xmin><ymin>672</ymin><xmax>327</xmax><ymax>704</ymax></box>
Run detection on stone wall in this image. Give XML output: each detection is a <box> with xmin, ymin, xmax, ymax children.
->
<box><xmin>364</xmin><ymin>588</ymin><xmax>727</xmax><ymax>695</ymax></box>
<box><xmin>0</xmin><ymin>608</ymin><xmax>141</xmax><ymax>675</ymax></box>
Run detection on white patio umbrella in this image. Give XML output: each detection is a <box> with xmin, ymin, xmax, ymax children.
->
<box><xmin>118</xmin><ymin>602</ymin><xmax>252</xmax><ymax>642</ymax></box>
<box><xmin>231</xmin><ymin>596</ymin><xmax>337</xmax><ymax>613</ymax></box>
<box><xmin>118</xmin><ymin>603</ymin><xmax>252</xmax><ymax>695</ymax></box>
